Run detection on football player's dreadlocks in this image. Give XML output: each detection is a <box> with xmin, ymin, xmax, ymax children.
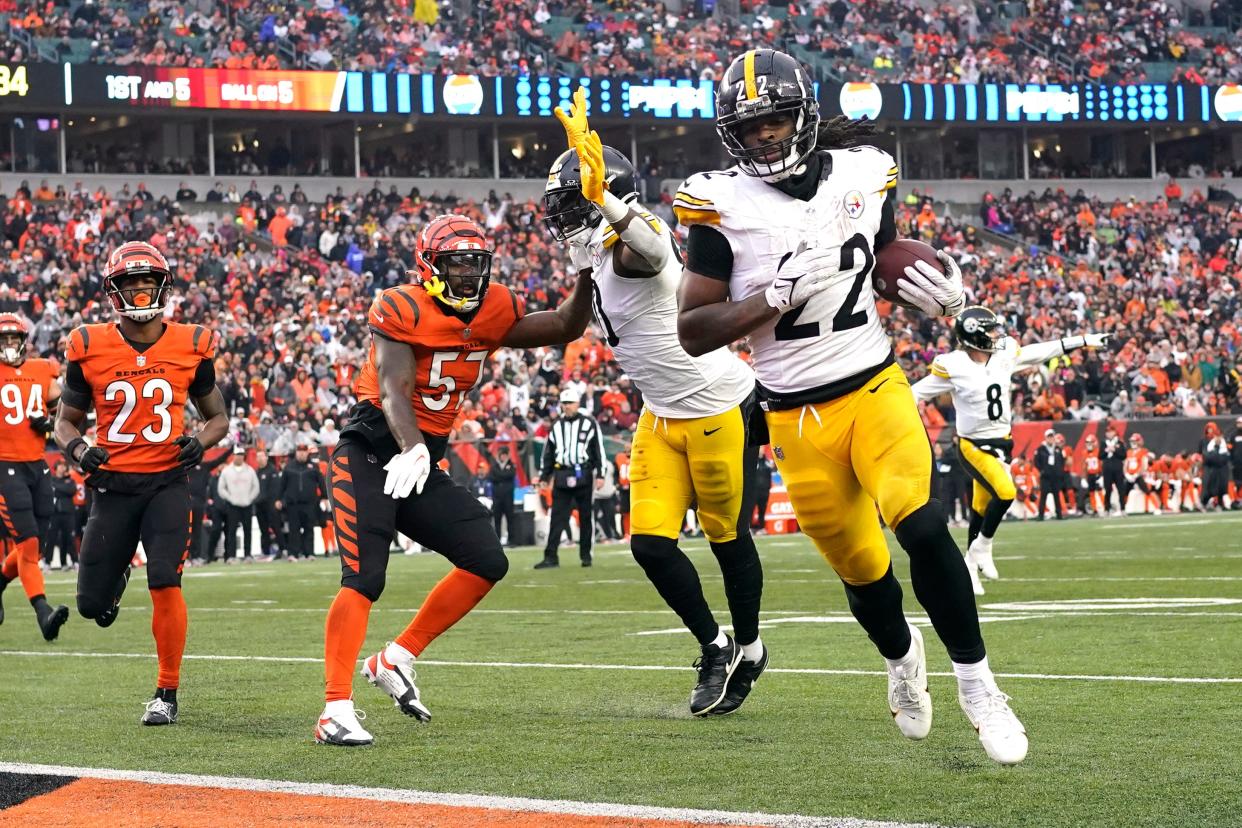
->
<box><xmin>815</xmin><ymin>115</ymin><xmax>880</xmax><ymax>151</ymax></box>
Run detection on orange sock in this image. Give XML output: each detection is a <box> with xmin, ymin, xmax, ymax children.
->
<box><xmin>14</xmin><ymin>537</ymin><xmax>45</xmax><ymax>600</ymax></box>
<box><xmin>150</xmin><ymin>587</ymin><xmax>188</xmax><ymax>690</ymax></box>
<box><xmin>394</xmin><ymin>568</ymin><xmax>495</xmax><ymax>658</ymax></box>
<box><xmin>324</xmin><ymin>587</ymin><xmax>372</xmax><ymax>702</ymax></box>
<box><xmin>1</xmin><ymin>540</ymin><xmax>18</xmax><ymax>582</ymax></box>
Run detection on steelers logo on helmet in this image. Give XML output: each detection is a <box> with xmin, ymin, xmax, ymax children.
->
<box><xmin>415</xmin><ymin>215</ymin><xmax>495</xmax><ymax>314</ymax></box>
<box><xmin>0</xmin><ymin>312</ymin><xmax>30</xmax><ymax>366</ymax></box>
<box><xmin>103</xmin><ymin>241</ymin><xmax>173</xmax><ymax>323</ymax></box>
<box><xmin>542</xmin><ymin>145</ymin><xmax>637</xmax><ymax>243</ymax></box>
<box><xmin>715</xmin><ymin>49</ymin><xmax>820</xmax><ymax>183</ymax></box>
<box><xmin>954</xmin><ymin>306</ymin><xmax>1005</xmax><ymax>353</ymax></box>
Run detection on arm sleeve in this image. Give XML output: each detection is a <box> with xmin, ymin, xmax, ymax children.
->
<box><xmin>911</xmin><ymin>371</ymin><xmax>955</xmax><ymax>402</ymax></box>
<box><xmin>1014</xmin><ymin>339</ymin><xmax>1069</xmax><ymax>369</ymax></box>
<box><xmin>188</xmin><ymin>357</ymin><xmax>216</xmax><ymax>398</ymax></box>
<box><xmin>685</xmin><ymin>224</ymin><xmax>734</xmax><ymax>282</ymax></box>
<box><xmin>541</xmin><ymin>426</ymin><xmax>557</xmax><ymax>475</ymax></box>
<box><xmin>875</xmin><ymin>189</ymin><xmax>897</xmax><ymax>251</ymax></box>
<box><xmin>590</xmin><ymin>421</ymin><xmax>604</xmax><ymax>475</ymax></box>
<box><xmin>61</xmin><ymin>360</ymin><xmax>92</xmax><ymax>410</ymax></box>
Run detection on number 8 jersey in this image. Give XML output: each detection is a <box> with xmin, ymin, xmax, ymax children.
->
<box><xmin>65</xmin><ymin>322</ymin><xmax>217</xmax><ymax>474</ymax></box>
<box><xmin>675</xmin><ymin>146</ymin><xmax>898</xmax><ymax>407</ymax></box>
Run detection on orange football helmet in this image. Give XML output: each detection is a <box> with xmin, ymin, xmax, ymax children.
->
<box><xmin>413</xmin><ymin>215</ymin><xmax>493</xmax><ymax>313</ymax></box>
<box><xmin>104</xmin><ymin>240</ymin><xmax>172</xmax><ymax>322</ymax></box>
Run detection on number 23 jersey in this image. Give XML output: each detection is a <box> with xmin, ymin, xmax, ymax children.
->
<box><xmin>675</xmin><ymin>147</ymin><xmax>898</xmax><ymax>405</ymax></box>
<box><xmin>65</xmin><ymin>322</ymin><xmax>217</xmax><ymax>474</ymax></box>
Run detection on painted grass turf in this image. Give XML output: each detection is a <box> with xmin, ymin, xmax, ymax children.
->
<box><xmin>1</xmin><ymin>513</ymin><xmax>1239</xmax><ymax>827</ymax></box>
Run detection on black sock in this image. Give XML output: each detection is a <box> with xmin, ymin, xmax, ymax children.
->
<box><xmin>29</xmin><ymin>594</ymin><xmax>50</xmax><ymax>619</ymax></box>
<box><xmin>709</xmin><ymin>534</ymin><xmax>763</xmax><ymax>647</ymax></box>
<box><xmin>981</xmin><ymin>497</ymin><xmax>1012</xmax><ymax>538</ymax></box>
<box><xmin>631</xmin><ymin>534</ymin><xmax>718</xmax><ymax>646</ymax></box>
<box><xmin>967</xmin><ymin>509</ymin><xmax>983</xmax><ymax>547</ymax></box>
<box><xmin>842</xmin><ymin>565</ymin><xmax>911</xmax><ymax>660</ymax></box>
<box><xmin>894</xmin><ymin>501</ymin><xmax>986</xmax><ymax>664</ymax></box>
<box><xmin>156</xmin><ymin>687</ymin><xmax>177</xmax><ymax>704</ymax></box>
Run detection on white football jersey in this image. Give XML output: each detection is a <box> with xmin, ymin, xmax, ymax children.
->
<box><xmin>674</xmin><ymin>147</ymin><xmax>898</xmax><ymax>404</ymax></box>
<box><xmin>583</xmin><ymin>210</ymin><xmax>754</xmax><ymax>419</ymax></box>
<box><xmin>912</xmin><ymin>337</ymin><xmax>1022</xmax><ymax>440</ymax></box>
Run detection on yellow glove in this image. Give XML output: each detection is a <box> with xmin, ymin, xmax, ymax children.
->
<box><xmin>577</xmin><ymin>130</ymin><xmax>607</xmax><ymax>206</ymax></box>
<box><xmin>553</xmin><ymin>87</ymin><xmax>590</xmax><ymax>149</ymax></box>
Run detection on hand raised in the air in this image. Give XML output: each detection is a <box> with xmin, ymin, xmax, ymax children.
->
<box><xmin>554</xmin><ymin>87</ymin><xmax>590</xmax><ymax>150</ymax></box>
<box><xmin>764</xmin><ymin>245</ymin><xmax>843</xmax><ymax>313</ymax></box>
<box><xmin>1084</xmin><ymin>333</ymin><xmax>1111</xmax><ymax>348</ymax></box>
<box><xmin>897</xmin><ymin>249</ymin><xmax>965</xmax><ymax>318</ymax></box>
<box><xmin>576</xmin><ymin>130</ymin><xmax>607</xmax><ymax>207</ymax></box>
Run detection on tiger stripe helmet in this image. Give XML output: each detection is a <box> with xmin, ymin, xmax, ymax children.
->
<box><xmin>104</xmin><ymin>240</ymin><xmax>172</xmax><ymax>322</ymax></box>
<box><xmin>414</xmin><ymin>215</ymin><xmax>493</xmax><ymax>313</ymax></box>
<box><xmin>0</xmin><ymin>312</ymin><xmax>30</xmax><ymax>366</ymax></box>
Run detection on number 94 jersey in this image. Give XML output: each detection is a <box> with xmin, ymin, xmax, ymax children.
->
<box><xmin>675</xmin><ymin>147</ymin><xmax>897</xmax><ymax>404</ymax></box>
<box><xmin>66</xmin><ymin>322</ymin><xmax>217</xmax><ymax>474</ymax></box>
<box><xmin>0</xmin><ymin>357</ymin><xmax>57</xmax><ymax>462</ymax></box>
<box><xmin>355</xmin><ymin>282</ymin><xmax>523</xmax><ymax>438</ymax></box>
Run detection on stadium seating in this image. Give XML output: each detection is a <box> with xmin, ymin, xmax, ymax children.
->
<box><xmin>2</xmin><ymin>0</ymin><xmax>1239</xmax><ymax>83</ymax></box>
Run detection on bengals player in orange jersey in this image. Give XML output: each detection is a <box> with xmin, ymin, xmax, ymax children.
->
<box><xmin>53</xmin><ymin>241</ymin><xmax>229</xmax><ymax>727</ymax></box>
<box><xmin>0</xmin><ymin>313</ymin><xmax>70</xmax><ymax>641</ymax></box>
<box><xmin>316</xmin><ymin>214</ymin><xmax>592</xmax><ymax>746</ymax></box>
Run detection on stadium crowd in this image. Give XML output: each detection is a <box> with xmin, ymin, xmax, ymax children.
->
<box><xmin>2</xmin><ymin>0</ymin><xmax>1239</xmax><ymax>84</ymax></box>
<box><xmin>5</xmin><ymin>172</ymin><xmax>1242</xmax><ymax>438</ymax></box>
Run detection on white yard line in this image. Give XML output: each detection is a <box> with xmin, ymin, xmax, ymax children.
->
<box><xmin>1</xmin><ymin>650</ymin><xmax>1237</xmax><ymax>684</ymax></box>
<box><xmin>0</xmin><ymin>761</ymin><xmax>944</xmax><ymax>828</ymax></box>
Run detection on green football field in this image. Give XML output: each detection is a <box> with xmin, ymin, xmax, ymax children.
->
<box><xmin>1</xmin><ymin>513</ymin><xmax>1239</xmax><ymax>828</ymax></box>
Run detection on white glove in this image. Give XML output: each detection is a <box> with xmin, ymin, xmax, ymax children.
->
<box><xmin>568</xmin><ymin>241</ymin><xmax>594</xmax><ymax>274</ymax></box>
<box><xmin>1084</xmin><ymin>333</ymin><xmax>1111</xmax><ymax>348</ymax></box>
<box><xmin>383</xmin><ymin>443</ymin><xmax>431</xmax><ymax>499</ymax></box>
<box><xmin>897</xmin><ymin>250</ymin><xmax>966</xmax><ymax>318</ymax></box>
<box><xmin>764</xmin><ymin>246</ymin><xmax>842</xmax><ymax>313</ymax></box>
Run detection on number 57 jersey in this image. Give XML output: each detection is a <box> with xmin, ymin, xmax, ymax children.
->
<box><xmin>355</xmin><ymin>282</ymin><xmax>523</xmax><ymax>440</ymax></box>
<box><xmin>675</xmin><ymin>147</ymin><xmax>897</xmax><ymax>407</ymax></box>
<box><xmin>66</xmin><ymin>322</ymin><xmax>217</xmax><ymax>474</ymax></box>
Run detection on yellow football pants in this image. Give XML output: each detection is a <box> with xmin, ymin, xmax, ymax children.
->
<box><xmin>957</xmin><ymin>437</ymin><xmax>1017</xmax><ymax>515</ymax></box>
<box><xmin>765</xmin><ymin>363</ymin><xmax>931</xmax><ymax>585</ymax></box>
<box><xmin>628</xmin><ymin>405</ymin><xmax>747</xmax><ymax>542</ymax></box>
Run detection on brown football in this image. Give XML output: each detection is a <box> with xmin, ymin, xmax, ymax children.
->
<box><xmin>873</xmin><ymin>238</ymin><xmax>943</xmax><ymax>309</ymax></box>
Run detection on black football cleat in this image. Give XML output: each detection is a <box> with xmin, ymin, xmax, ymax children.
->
<box><xmin>580</xmin><ymin>556</ymin><xmax>593</xmax><ymax>568</ymax></box>
<box><xmin>38</xmin><ymin>604</ymin><xmax>70</xmax><ymax>642</ymax></box>
<box><xmin>533</xmin><ymin>558</ymin><xmax>559</xmax><ymax>570</ymax></box>
<box><xmin>689</xmin><ymin>636</ymin><xmax>742</xmax><ymax>717</ymax></box>
<box><xmin>141</xmin><ymin>691</ymin><xmax>178</xmax><ymax>726</ymax></box>
<box><xmin>712</xmin><ymin>645</ymin><xmax>769</xmax><ymax>716</ymax></box>
<box><xmin>96</xmin><ymin>567</ymin><xmax>131</xmax><ymax>628</ymax></box>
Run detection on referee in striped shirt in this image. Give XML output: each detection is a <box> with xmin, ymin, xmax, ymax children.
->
<box><xmin>534</xmin><ymin>390</ymin><xmax>604</xmax><ymax>569</ymax></box>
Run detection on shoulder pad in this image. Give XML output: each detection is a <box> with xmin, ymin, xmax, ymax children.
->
<box><xmin>370</xmin><ymin>286</ymin><xmax>422</xmax><ymax>341</ymax></box>
<box><xmin>673</xmin><ymin>170</ymin><xmax>737</xmax><ymax>227</ymax></box>
<box><xmin>66</xmin><ymin>326</ymin><xmax>93</xmax><ymax>362</ymax></box>
<box><xmin>191</xmin><ymin>324</ymin><xmax>218</xmax><ymax>359</ymax></box>
<box><xmin>833</xmin><ymin>145</ymin><xmax>898</xmax><ymax>195</ymax></box>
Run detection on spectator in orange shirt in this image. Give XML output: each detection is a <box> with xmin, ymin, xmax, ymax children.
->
<box><xmin>268</xmin><ymin>207</ymin><xmax>291</xmax><ymax>248</ymax></box>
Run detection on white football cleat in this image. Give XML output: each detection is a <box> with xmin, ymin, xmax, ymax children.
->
<box><xmin>959</xmin><ymin>688</ymin><xmax>1028</xmax><ymax>765</ymax></box>
<box><xmin>968</xmin><ymin>535</ymin><xmax>999</xmax><ymax>581</ymax></box>
<box><xmin>887</xmin><ymin>624</ymin><xmax>932</xmax><ymax>740</ymax></box>
<box><xmin>964</xmin><ymin>552</ymin><xmax>985</xmax><ymax>596</ymax></box>
<box><xmin>363</xmin><ymin>646</ymin><xmax>432</xmax><ymax>722</ymax></box>
<box><xmin>315</xmin><ymin>701</ymin><xmax>373</xmax><ymax>746</ymax></box>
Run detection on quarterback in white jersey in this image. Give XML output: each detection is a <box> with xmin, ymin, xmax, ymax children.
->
<box><xmin>542</xmin><ymin>91</ymin><xmax>766</xmax><ymax>717</ymax></box>
<box><xmin>676</xmin><ymin>48</ymin><xmax>1026</xmax><ymax>765</ymax></box>
<box><xmin>912</xmin><ymin>306</ymin><xmax>1110</xmax><ymax>588</ymax></box>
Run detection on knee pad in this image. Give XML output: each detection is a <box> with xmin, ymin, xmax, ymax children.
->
<box><xmin>77</xmin><ymin>591</ymin><xmax>110</xmax><ymax>620</ymax></box>
<box><xmin>630</xmin><ymin>534</ymin><xmax>679</xmax><ymax>570</ymax></box>
<box><xmin>893</xmin><ymin>500</ymin><xmax>951</xmax><ymax>552</ymax></box>
<box><xmin>343</xmin><ymin>568</ymin><xmax>386</xmax><ymax>603</ymax></box>
<box><xmin>466</xmin><ymin>545</ymin><xmax>509</xmax><ymax>583</ymax></box>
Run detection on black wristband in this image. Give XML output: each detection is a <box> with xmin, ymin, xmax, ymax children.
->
<box><xmin>66</xmin><ymin>437</ymin><xmax>88</xmax><ymax>462</ymax></box>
